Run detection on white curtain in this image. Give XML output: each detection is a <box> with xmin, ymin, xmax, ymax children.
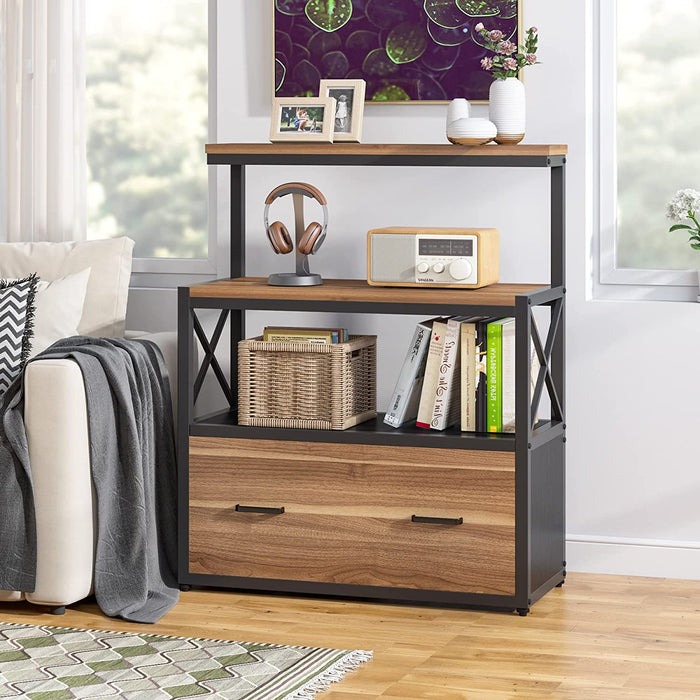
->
<box><xmin>0</xmin><ymin>0</ymin><xmax>85</xmax><ymax>243</ymax></box>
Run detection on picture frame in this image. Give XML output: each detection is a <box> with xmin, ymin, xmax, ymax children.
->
<box><xmin>319</xmin><ymin>79</ymin><xmax>366</xmax><ymax>143</ymax></box>
<box><xmin>269</xmin><ymin>97</ymin><xmax>336</xmax><ymax>143</ymax></box>
<box><xmin>272</xmin><ymin>0</ymin><xmax>522</xmax><ymax>104</ymax></box>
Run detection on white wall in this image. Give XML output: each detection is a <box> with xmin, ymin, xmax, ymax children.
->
<box><xmin>129</xmin><ymin>0</ymin><xmax>700</xmax><ymax>580</ymax></box>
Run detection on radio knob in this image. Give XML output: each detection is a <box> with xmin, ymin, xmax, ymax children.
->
<box><xmin>416</xmin><ymin>262</ymin><xmax>430</xmax><ymax>274</ymax></box>
<box><xmin>449</xmin><ymin>259</ymin><xmax>473</xmax><ymax>281</ymax></box>
<box><xmin>432</xmin><ymin>262</ymin><xmax>445</xmax><ymax>273</ymax></box>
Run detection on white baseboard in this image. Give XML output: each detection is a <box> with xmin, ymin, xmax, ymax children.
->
<box><xmin>566</xmin><ymin>535</ymin><xmax>700</xmax><ymax>580</ymax></box>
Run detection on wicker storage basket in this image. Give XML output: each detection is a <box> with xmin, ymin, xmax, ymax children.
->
<box><xmin>238</xmin><ymin>335</ymin><xmax>377</xmax><ymax>430</ymax></box>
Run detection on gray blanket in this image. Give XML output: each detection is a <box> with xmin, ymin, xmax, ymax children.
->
<box><xmin>0</xmin><ymin>337</ymin><xmax>179</xmax><ymax>623</ymax></box>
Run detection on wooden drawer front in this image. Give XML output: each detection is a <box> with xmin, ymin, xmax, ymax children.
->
<box><xmin>189</xmin><ymin>438</ymin><xmax>515</xmax><ymax>595</ymax></box>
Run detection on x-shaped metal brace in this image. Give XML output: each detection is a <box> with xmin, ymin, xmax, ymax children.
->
<box><xmin>530</xmin><ymin>297</ymin><xmax>564</xmax><ymax>428</ymax></box>
<box><xmin>192</xmin><ymin>309</ymin><xmax>233</xmax><ymax>406</ymax></box>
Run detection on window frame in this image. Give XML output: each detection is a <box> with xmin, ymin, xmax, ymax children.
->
<box><xmin>594</xmin><ymin>0</ymin><xmax>698</xmax><ymax>302</ymax></box>
<box><xmin>108</xmin><ymin>0</ymin><xmax>221</xmax><ymax>287</ymax></box>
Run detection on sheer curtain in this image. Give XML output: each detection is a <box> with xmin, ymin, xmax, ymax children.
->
<box><xmin>0</xmin><ymin>0</ymin><xmax>85</xmax><ymax>243</ymax></box>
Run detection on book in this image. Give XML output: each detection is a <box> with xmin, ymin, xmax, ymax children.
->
<box><xmin>460</xmin><ymin>320</ymin><xmax>478</xmax><ymax>432</ymax></box>
<box><xmin>416</xmin><ymin>318</ymin><xmax>449</xmax><ymax>429</ymax></box>
<box><xmin>501</xmin><ymin>319</ymin><xmax>516</xmax><ymax>432</ymax></box>
<box><xmin>262</xmin><ymin>326</ymin><xmax>348</xmax><ymax>344</ymax></box>
<box><xmin>475</xmin><ymin>318</ymin><xmax>491</xmax><ymax>432</ymax></box>
<box><xmin>383</xmin><ymin>318</ymin><xmax>437</xmax><ymax>428</ymax></box>
<box><xmin>487</xmin><ymin>319</ymin><xmax>515</xmax><ymax>433</ymax></box>
<box><xmin>431</xmin><ymin>316</ymin><xmax>479</xmax><ymax>431</ymax></box>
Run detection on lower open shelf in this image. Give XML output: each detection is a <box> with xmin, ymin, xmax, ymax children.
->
<box><xmin>190</xmin><ymin>410</ymin><xmax>564</xmax><ymax>451</ymax></box>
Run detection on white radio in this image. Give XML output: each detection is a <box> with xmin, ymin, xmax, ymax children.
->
<box><xmin>367</xmin><ymin>227</ymin><xmax>499</xmax><ymax>289</ymax></box>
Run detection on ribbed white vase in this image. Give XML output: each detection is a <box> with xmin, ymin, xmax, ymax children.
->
<box><xmin>489</xmin><ymin>77</ymin><xmax>526</xmax><ymax>145</ymax></box>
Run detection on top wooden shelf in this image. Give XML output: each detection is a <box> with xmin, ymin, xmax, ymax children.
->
<box><xmin>205</xmin><ymin>143</ymin><xmax>568</xmax><ymax>168</ymax></box>
<box><xmin>188</xmin><ymin>277</ymin><xmax>557</xmax><ymax>313</ymax></box>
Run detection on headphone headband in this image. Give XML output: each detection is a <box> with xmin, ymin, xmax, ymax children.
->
<box><xmin>264</xmin><ymin>182</ymin><xmax>327</xmax><ymax>206</ymax></box>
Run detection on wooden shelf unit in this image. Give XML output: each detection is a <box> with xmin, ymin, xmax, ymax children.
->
<box><xmin>178</xmin><ymin>142</ymin><xmax>567</xmax><ymax>616</ymax></box>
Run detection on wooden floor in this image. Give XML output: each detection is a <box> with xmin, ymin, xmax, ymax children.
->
<box><xmin>2</xmin><ymin>573</ymin><xmax>699</xmax><ymax>698</ymax></box>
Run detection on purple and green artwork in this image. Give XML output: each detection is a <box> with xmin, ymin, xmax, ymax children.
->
<box><xmin>273</xmin><ymin>0</ymin><xmax>520</xmax><ymax>102</ymax></box>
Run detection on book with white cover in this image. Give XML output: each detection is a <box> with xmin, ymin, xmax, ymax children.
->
<box><xmin>431</xmin><ymin>316</ymin><xmax>479</xmax><ymax>431</ymax></box>
<box><xmin>416</xmin><ymin>319</ymin><xmax>449</xmax><ymax>429</ymax></box>
<box><xmin>384</xmin><ymin>318</ymin><xmax>437</xmax><ymax>427</ymax></box>
<box><xmin>460</xmin><ymin>321</ymin><xmax>478</xmax><ymax>431</ymax></box>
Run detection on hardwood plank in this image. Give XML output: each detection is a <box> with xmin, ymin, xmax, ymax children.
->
<box><xmin>189</xmin><ymin>277</ymin><xmax>547</xmax><ymax>307</ymax></box>
<box><xmin>2</xmin><ymin>573</ymin><xmax>700</xmax><ymax>697</ymax></box>
<box><xmin>205</xmin><ymin>143</ymin><xmax>568</xmax><ymax>157</ymax></box>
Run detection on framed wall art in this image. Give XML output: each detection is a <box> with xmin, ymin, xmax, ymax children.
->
<box><xmin>269</xmin><ymin>96</ymin><xmax>337</xmax><ymax>142</ymax></box>
<box><xmin>273</xmin><ymin>0</ymin><xmax>521</xmax><ymax>103</ymax></box>
<box><xmin>319</xmin><ymin>79</ymin><xmax>365</xmax><ymax>142</ymax></box>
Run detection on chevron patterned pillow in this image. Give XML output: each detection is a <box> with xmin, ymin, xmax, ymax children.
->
<box><xmin>0</xmin><ymin>274</ymin><xmax>38</xmax><ymax>394</ymax></box>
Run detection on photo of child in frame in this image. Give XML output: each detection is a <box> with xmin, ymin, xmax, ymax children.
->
<box><xmin>328</xmin><ymin>89</ymin><xmax>353</xmax><ymax>133</ymax></box>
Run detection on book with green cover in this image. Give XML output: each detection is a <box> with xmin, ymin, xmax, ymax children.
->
<box><xmin>487</xmin><ymin>319</ymin><xmax>504</xmax><ymax>433</ymax></box>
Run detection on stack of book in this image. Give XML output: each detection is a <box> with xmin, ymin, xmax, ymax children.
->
<box><xmin>385</xmin><ymin>316</ymin><xmax>529</xmax><ymax>433</ymax></box>
<box><xmin>262</xmin><ymin>326</ymin><xmax>349</xmax><ymax>344</ymax></box>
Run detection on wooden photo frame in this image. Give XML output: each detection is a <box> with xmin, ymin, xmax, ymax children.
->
<box><xmin>319</xmin><ymin>79</ymin><xmax>366</xmax><ymax>143</ymax></box>
<box><xmin>269</xmin><ymin>97</ymin><xmax>336</xmax><ymax>143</ymax></box>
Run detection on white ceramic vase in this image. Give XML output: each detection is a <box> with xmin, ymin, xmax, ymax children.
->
<box><xmin>446</xmin><ymin>98</ymin><xmax>471</xmax><ymax>141</ymax></box>
<box><xmin>489</xmin><ymin>77</ymin><xmax>526</xmax><ymax>145</ymax></box>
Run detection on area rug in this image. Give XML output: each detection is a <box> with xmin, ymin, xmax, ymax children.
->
<box><xmin>0</xmin><ymin>621</ymin><xmax>372</xmax><ymax>699</ymax></box>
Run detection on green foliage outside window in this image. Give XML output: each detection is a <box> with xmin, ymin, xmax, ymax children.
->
<box><xmin>86</xmin><ymin>0</ymin><xmax>208</xmax><ymax>259</ymax></box>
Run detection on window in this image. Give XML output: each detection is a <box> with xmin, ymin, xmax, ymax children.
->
<box><xmin>85</xmin><ymin>0</ymin><xmax>209</xmax><ymax>262</ymax></box>
<box><xmin>597</xmin><ymin>0</ymin><xmax>700</xmax><ymax>298</ymax></box>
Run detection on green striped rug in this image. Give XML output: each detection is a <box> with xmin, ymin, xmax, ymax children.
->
<box><xmin>0</xmin><ymin>621</ymin><xmax>371</xmax><ymax>699</ymax></box>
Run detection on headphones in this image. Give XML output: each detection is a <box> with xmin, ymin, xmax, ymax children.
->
<box><xmin>264</xmin><ymin>182</ymin><xmax>328</xmax><ymax>255</ymax></box>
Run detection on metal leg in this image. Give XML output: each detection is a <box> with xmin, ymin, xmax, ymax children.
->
<box><xmin>50</xmin><ymin>606</ymin><xmax>66</xmax><ymax>615</ymax></box>
<box><xmin>517</xmin><ymin>608</ymin><xmax>530</xmax><ymax>617</ymax></box>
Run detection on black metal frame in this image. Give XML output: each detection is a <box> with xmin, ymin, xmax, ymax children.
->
<box><xmin>177</xmin><ymin>148</ymin><xmax>567</xmax><ymax>615</ymax></box>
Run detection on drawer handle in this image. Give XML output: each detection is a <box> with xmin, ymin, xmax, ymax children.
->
<box><xmin>235</xmin><ymin>504</ymin><xmax>285</xmax><ymax>515</ymax></box>
<box><xmin>411</xmin><ymin>515</ymin><xmax>463</xmax><ymax>526</ymax></box>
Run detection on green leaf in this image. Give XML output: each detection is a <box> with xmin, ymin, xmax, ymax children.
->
<box><xmin>670</xmin><ymin>224</ymin><xmax>694</xmax><ymax>231</ymax></box>
<box><xmin>275</xmin><ymin>58</ymin><xmax>286</xmax><ymax>91</ymax></box>
<box><xmin>424</xmin><ymin>0</ymin><xmax>468</xmax><ymax>29</ymax></box>
<box><xmin>386</xmin><ymin>22</ymin><xmax>427</xmax><ymax>64</ymax></box>
<box><xmin>276</xmin><ymin>0</ymin><xmax>307</xmax><ymax>16</ymax></box>
<box><xmin>456</xmin><ymin>0</ymin><xmax>500</xmax><ymax>17</ymax></box>
<box><xmin>305</xmin><ymin>0</ymin><xmax>353</xmax><ymax>33</ymax></box>
<box><xmin>690</xmin><ymin>242</ymin><xmax>700</xmax><ymax>250</ymax></box>
<box><xmin>362</xmin><ymin>48</ymin><xmax>400</xmax><ymax>76</ymax></box>
<box><xmin>365</xmin><ymin>0</ymin><xmax>410</xmax><ymax>29</ymax></box>
<box><xmin>371</xmin><ymin>84</ymin><xmax>411</xmax><ymax>101</ymax></box>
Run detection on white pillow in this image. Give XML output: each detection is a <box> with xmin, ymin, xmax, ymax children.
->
<box><xmin>0</xmin><ymin>238</ymin><xmax>134</xmax><ymax>337</ymax></box>
<box><xmin>28</xmin><ymin>268</ymin><xmax>91</xmax><ymax>358</ymax></box>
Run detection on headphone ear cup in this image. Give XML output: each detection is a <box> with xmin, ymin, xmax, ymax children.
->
<box><xmin>298</xmin><ymin>222</ymin><xmax>323</xmax><ymax>255</ymax></box>
<box><xmin>267</xmin><ymin>221</ymin><xmax>293</xmax><ymax>254</ymax></box>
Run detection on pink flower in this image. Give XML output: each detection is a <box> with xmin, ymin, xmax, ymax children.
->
<box><xmin>525</xmin><ymin>53</ymin><xmax>537</xmax><ymax>65</ymax></box>
<box><xmin>496</xmin><ymin>40</ymin><xmax>517</xmax><ymax>55</ymax></box>
<box><xmin>475</xmin><ymin>22</ymin><xmax>485</xmax><ymax>32</ymax></box>
<box><xmin>503</xmin><ymin>57</ymin><xmax>518</xmax><ymax>71</ymax></box>
<box><xmin>529</xmin><ymin>26</ymin><xmax>538</xmax><ymax>34</ymax></box>
<box><xmin>488</xmin><ymin>29</ymin><xmax>503</xmax><ymax>41</ymax></box>
<box><xmin>480</xmin><ymin>56</ymin><xmax>493</xmax><ymax>70</ymax></box>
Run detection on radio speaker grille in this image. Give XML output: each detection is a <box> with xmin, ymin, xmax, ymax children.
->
<box><xmin>369</xmin><ymin>234</ymin><xmax>415</xmax><ymax>283</ymax></box>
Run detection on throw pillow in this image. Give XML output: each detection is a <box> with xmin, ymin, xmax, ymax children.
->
<box><xmin>29</xmin><ymin>268</ymin><xmax>92</xmax><ymax>358</ymax></box>
<box><xmin>0</xmin><ymin>275</ymin><xmax>38</xmax><ymax>394</ymax></box>
<box><xmin>0</xmin><ymin>237</ymin><xmax>134</xmax><ymax>337</ymax></box>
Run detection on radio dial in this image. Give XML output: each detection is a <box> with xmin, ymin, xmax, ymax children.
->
<box><xmin>449</xmin><ymin>259</ymin><xmax>473</xmax><ymax>281</ymax></box>
<box><xmin>416</xmin><ymin>262</ymin><xmax>430</xmax><ymax>274</ymax></box>
<box><xmin>432</xmin><ymin>262</ymin><xmax>445</xmax><ymax>273</ymax></box>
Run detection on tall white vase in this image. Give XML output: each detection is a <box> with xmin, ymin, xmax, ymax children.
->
<box><xmin>489</xmin><ymin>77</ymin><xmax>526</xmax><ymax>145</ymax></box>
